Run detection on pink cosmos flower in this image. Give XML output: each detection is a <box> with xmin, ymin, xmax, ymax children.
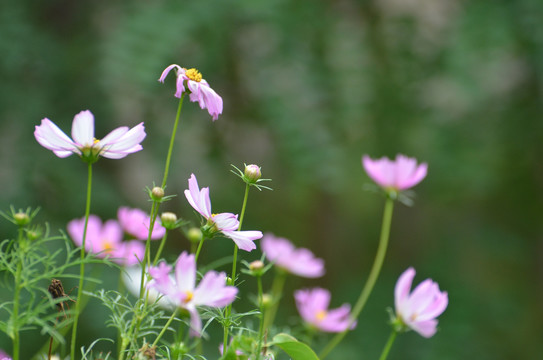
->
<box><xmin>159</xmin><ymin>64</ymin><xmax>223</xmax><ymax>121</ymax></box>
<box><xmin>67</xmin><ymin>215</ymin><xmax>145</xmax><ymax>266</ymax></box>
<box><xmin>34</xmin><ymin>110</ymin><xmax>146</xmax><ymax>160</ymax></box>
<box><xmin>261</xmin><ymin>233</ymin><xmax>324</xmax><ymax>278</ymax></box>
<box><xmin>117</xmin><ymin>207</ymin><xmax>166</xmax><ymax>240</ymax></box>
<box><xmin>295</xmin><ymin>288</ymin><xmax>355</xmax><ymax>333</ymax></box>
<box><xmin>147</xmin><ymin>251</ymin><xmax>238</xmax><ymax>336</ymax></box>
<box><xmin>0</xmin><ymin>349</ymin><xmax>11</xmax><ymax>360</ymax></box>
<box><xmin>394</xmin><ymin>267</ymin><xmax>448</xmax><ymax>338</ymax></box>
<box><xmin>184</xmin><ymin>174</ymin><xmax>263</xmax><ymax>251</ymax></box>
<box><xmin>362</xmin><ymin>154</ymin><xmax>427</xmax><ymax>191</ymax></box>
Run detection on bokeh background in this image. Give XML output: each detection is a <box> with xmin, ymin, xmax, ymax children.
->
<box><xmin>1</xmin><ymin>0</ymin><xmax>542</xmax><ymax>359</ymax></box>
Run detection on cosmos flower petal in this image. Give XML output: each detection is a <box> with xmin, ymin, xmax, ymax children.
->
<box><xmin>363</xmin><ymin>154</ymin><xmax>427</xmax><ymax>191</ymax></box>
<box><xmin>71</xmin><ymin>110</ymin><xmax>95</xmax><ymax>146</ymax></box>
<box><xmin>193</xmin><ymin>271</ymin><xmax>238</xmax><ymax>307</ymax></box>
<box><xmin>34</xmin><ymin>119</ymin><xmax>78</xmax><ymax>156</ymax></box>
<box><xmin>221</xmin><ymin>230</ymin><xmax>261</xmax><ymax>252</ymax></box>
<box><xmin>175</xmin><ymin>252</ymin><xmax>196</xmax><ymax>293</ymax></box>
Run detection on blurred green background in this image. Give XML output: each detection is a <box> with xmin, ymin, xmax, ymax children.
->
<box><xmin>1</xmin><ymin>0</ymin><xmax>542</xmax><ymax>358</ymax></box>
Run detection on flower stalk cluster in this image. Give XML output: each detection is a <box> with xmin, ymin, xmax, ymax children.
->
<box><xmin>3</xmin><ymin>63</ymin><xmax>450</xmax><ymax>360</ymax></box>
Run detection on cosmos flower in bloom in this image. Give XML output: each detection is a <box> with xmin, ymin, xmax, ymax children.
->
<box><xmin>261</xmin><ymin>233</ymin><xmax>325</xmax><ymax>278</ymax></box>
<box><xmin>67</xmin><ymin>215</ymin><xmax>144</xmax><ymax>266</ymax></box>
<box><xmin>394</xmin><ymin>267</ymin><xmax>448</xmax><ymax>338</ymax></box>
<box><xmin>295</xmin><ymin>288</ymin><xmax>354</xmax><ymax>333</ymax></box>
<box><xmin>34</xmin><ymin>110</ymin><xmax>146</xmax><ymax>161</ymax></box>
<box><xmin>184</xmin><ymin>173</ymin><xmax>262</xmax><ymax>251</ymax></box>
<box><xmin>362</xmin><ymin>154</ymin><xmax>427</xmax><ymax>191</ymax></box>
<box><xmin>159</xmin><ymin>64</ymin><xmax>223</xmax><ymax>121</ymax></box>
<box><xmin>117</xmin><ymin>207</ymin><xmax>166</xmax><ymax>240</ymax></box>
<box><xmin>147</xmin><ymin>251</ymin><xmax>238</xmax><ymax>336</ymax></box>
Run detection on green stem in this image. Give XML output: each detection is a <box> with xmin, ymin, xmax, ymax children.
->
<box><xmin>319</xmin><ymin>197</ymin><xmax>395</xmax><ymax>359</ymax></box>
<box><xmin>223</xmin><ymin>183</ymin><xmax>250</xmax><ymax>354</ymax></box>
<box><xmin>139</xmin><ymin>200</ymin><xmax>158</xmax><ymax>299</ymax></box>
<box><xmin>263</xmin><ymin>270</ymin><xmax>287</xmax><ymax>331</ymax></box>
<box><xmin>161</xmin><ymin>94</ymin><xmax>185</xmax><ymax>189</ymax></box>
<box><xmin>256</xmin><ymin>275</ymin><xmax>265</xmax><ymax>360</ymax></box>
<box><xmin>194</xmin><ymin>236</ymin><xmax>205</xmax><ymax>263</ymax></box>
<box><xmin>378</xmin><ymin>330</ymin><xmax>398</xmax><ymax>360</ymax></box>
<box><xmin>152</xmin><ymin>309</ymin><xmax>179</xmax><ymax>348</ymax></box>
<box><xmin>152</xmin><ymin>231</ymin><xmax>169</xmax><ymax>266</ymax></box>
<box><xmin>70</xmin><ymin>162</ymin><xmax>93</xmax><ymax>360</ymax></box>
<box><xmin>11</xmin><ymin>228</ymin><xmax>24</xmax><ymax>360</ymax></box>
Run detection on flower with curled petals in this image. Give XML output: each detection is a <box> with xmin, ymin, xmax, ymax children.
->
<box><xmin>159</xmin><ymin>64</ymin><xmax>223</xmax><ymax>121</ymax></box>
<box><xmin>393</xmin><ymin>267</ymin><xmax>448</xmax><ymax>338</ymax></box>
<box><xmin>362</xmin><ymin>154</ymin><xmax>427</xmax><ymax>192</ymax></box>
<box><xmin>117</xmin><ymin>207</ymin><xmax>166</xmax><ymax>240</ymax></box>
<box><xmin>295</xmin><ymin>288</ymin><xmax>355</xmax><ymax>333</ymax></box>
<box><xmin>184</xmin><ymin>173</ymin><xmax>262</xmax><ymax>251</ymax></box>
<box><xmin>34</xmin><ymin>110</ymin><xmax>145</xmax><ymax>163</ymax></box>
<box><xmin>261</xmin><ymin>233</ymin><xmax>324</xmax><ymax>278</ymax></box>
<box><xmin>67</xmin><ymin>215</ymin><xmax>144</xmax><ymax>266</ymax></box>
<box><xmin>147</xmin><ymin>251</ymin><xmax>238</xmax><ymax>336</ymax></box>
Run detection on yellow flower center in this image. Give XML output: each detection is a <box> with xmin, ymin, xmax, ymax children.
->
<box><xmin>185</xmin><ymin>68</ymin><xmax>203</xmax><ymax>82</ymax></box>
<box><xmin>184</xmin><ymin>290</ymin><xmax>194</xmax><ymax>303</ymax></box>
<box><xmin>102</xmin><ymin>240</ymin><xmax>114</xmax><ymax>253</ymax></box>
<box><xmin>316</xmin><ymin>310</ymin><xmax>327</xmax><ymax>321</ymax></box>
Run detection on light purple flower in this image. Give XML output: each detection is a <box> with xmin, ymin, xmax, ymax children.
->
<box><xmin>0</xmin><ymin>349</ymin><xmax>11</xmax><ymax>360</ymax></box>
<box><xmin>67</xmin><ymin>215</ymin><xmax>145</xmax><ymax>266</ymax></box>
<box><xmin>159</xmin><ymin>64</ymin><xmax>223</xmax><ymax>121</ymax></box>
<box><xmin>34</xmin><ymin>110</ymin><xmax>146</xmax><ymax>160</ymax></box>
<box><xmin>261</xmin><ymin>233</ymin><xmax>324</xmax><ymax>278</ymax></box>
<box><xmin>394</xmin><ymin>267</ymin><xmax>448</xmax><ymax>338</ymax></box>
<box><xmin>148</xmin><ymin>251</ymin><xmax>238</xmax><ymax>336</ymax></box>
<box><xmin>295</xmin><ymin>288</ymin><xmax>355</xmax><ymax>333</ymax></box>
<box><xmin>362</xmin><ymin>154</ymin><xmax>427</xmax><ymax>191</ymax></box>
<box><xmin>184</xmin><ymin>174</ymin><xmax>262</xmax><ymax>251</ymax></box>
<box><xmin>117</xmin><ymin>207</ymin><xmax>166</xmax><ymax>240</ymax></box>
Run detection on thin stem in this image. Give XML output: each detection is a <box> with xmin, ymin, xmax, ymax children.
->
<box><xmin>70</xmin><ymin>162</ymin><xmax>93</xmax><ymax>360</ymax></box>
<box><xmin>161</xmin><ymin>94</ymin><xmax>185</xmax><ymax>189</ymax></box>
<box><xmin>223</xmin><ymin>183</ymin><xmax>251</xmax><ymax>354</ymax></box>
<box><xmin>139</xmin><ymin>200</ymin><xmax>158</xmax><ymax>299</ymax></box>
<box><xmin>263</xmin><ymin>270</ymin><xmax>287</xmax><ymax>331</ymax></box>
<box><xmin>378</xmin><ymin>330</ymin><xmax>398</xmax><ymax>360</ymax></box>
<box><xmin>194</xmin><ymin>236</ymin><xmax>205</xmax><ymax>263</ymax></box>
<box><xmin>256</xmin><ymin>275</ymin><xmax>265</xmax><ymax>360</ymax></box>
<box><xmin>153</xmin><ymin>230</ymin><xmax>169</xmax><ymax>266</ymax></box>
<box><xmin>151</xmin><ymin>309</ymin><xmax>179</xmax><ymax>348</ymax></box>
<box><xmin>319</xmin><ymin>197</ymin><xmax>395</xmax><ymax>359</ymax></box>
<box><xmin>11</xmin><ymin>228</ymin><xmax>24</xmax><ymax>360</ymax></box>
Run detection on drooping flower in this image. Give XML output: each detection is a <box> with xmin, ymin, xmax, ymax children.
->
<box><xmin>117</xmin><ymin>207</ymin><xmax>166</xmax><ymax>240</ymax></box>
<box><xmin>67</xmin><ymin>215</ymin><xmax>144</xmax><ymax>266</ymax></box>
<box><xmin>34</xmin><ymin>110</ymin><xmax>146</xmax><ymax>162</ymax></box>
<box><xmin>394</xmin><ymin>267</ymin><xmax>448</xmax><ymax>338</ymax></box>
<box><xmin>147</xmin><ymin>251</ymin><xmax>238</xmax><ymax>336</ymax></box>
<box><xmin>362</xmin><ymin>154</ymin><xmax>427</xmax><ymax>191</ymax></box>
<box><xmin>295</xmin><ymin>288</ymin><xmax>355</xmax><ymax>333</ymax></box>
<box><xmin>159</xmin><ymin>64</ymin><xmax>223</xmax><ymax>121</ymax></box>
<box><xmin>184</xmin><ymin>174</ymin><xmax>262</xmax><ymax>251</ymax></box>
<box><xmin>261</xmin><ymin>233</ymin><xmax>324</xmax><ymax>278</ymax></box>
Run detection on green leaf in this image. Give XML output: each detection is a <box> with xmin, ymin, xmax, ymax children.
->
<box><xmin>272</xmin><ymin>333</ymin><xmax>320</xmax><ymax>360</ymax></box>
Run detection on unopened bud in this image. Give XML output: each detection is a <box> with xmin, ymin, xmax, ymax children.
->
<box><xmin>261</xmin><ymin>293</ymin><xmax>272</xmax><ymax>308</ymax></box>
<box><xmin>244</xmin><ymin>164</ymin><xmax>262</xmax><ymax>183</ymax></box>
<box><xmin>187</xmin><ymin>227</ymin><xmax>203</xmax><ymax>243</ymax></box>
<box><xmin>249</xmin><ymin>260</ymin><xmax>264</xmax><ymax>271</ymax></box>
<box><xmin>226</xmin><ymin>276</ymin><xmax>234</xmax><ymax>286</ymax></box>
<box><xmin>14</xmin><ymin>212</ymin><xmax>30</xmax><ymax>226</ymax></box>
<box><xmin>151</xmin><ymin>187</ymin><xmax>165</xmax><ymax>201</ymax></box>
<box><xmin>160</xmin><ymin>212</ymin><xmax>177</xmax><ymax>229</ymax></box>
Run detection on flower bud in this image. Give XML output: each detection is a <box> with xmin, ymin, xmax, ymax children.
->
<box><xmin>187</xmin><ymin>227</ymin><xmax>203</xmax><ymax>243</ymax></box>
<box><xmin>14</xmin><ymin>212</ymin><xmax>30</xmax><ymax>226</ymax></box>
<box><xmin>151</xmin><ymin>187</ymin><xmax>165</xmax><ymax>201</ymax></box>
<box><xmin>160</xmin><ymin>212</ymin><xmax>177</xmax><ymax>230</ymax></box>
<box><xmin>261</xmin><ymin>293</ymin><xmax>272</xmax><ymax>308</ymax></box>
<box><xmin>244</xmin><ymin>164</ymin><xmax>262</xmax><ymax>183</ymax></box>
<box><xmin>249</xmin><ymin>260</ymin><xmax>264</xmax><ymax>271</ymax></box>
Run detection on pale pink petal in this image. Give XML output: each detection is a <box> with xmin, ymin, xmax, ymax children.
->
<box><xmin>221</xmin><ymin>230</ymin><xmax>261</xmax><ymax>252</ymax></box>
<box><xmin>34</xmin><ymin>118</ymin><xmax>78</xmax><ymax>156</ymax></box>
<box><xmin>395</xmin><ymin>267</ymin><xmax>415</xmax><ymax>312</ymax></box>
<box><xmin>158</xmin><ymin>64</ymin><xmax>181</xmax><ymax>83</ymax></box>
<box><xmin>184</xmin><ymin>174</ymin><xmax>212</xmax><ymax>218</ymax></box>
<box><xmin>112</xmin><ymin>240</ymin><xmax>145</xmax><ymax>266</ymax></box>
<box><xmin>100</xmin><ymin>123</ymin><xmax>146</xmax><ymax>159</ymax></box>
<box><xmin>71</xmin><ymin>110</ymin><xmax>95</xmax><ymax>147</ymax></box>
<box><xmin>187</xmin><ymin>306</ymin><xmax>203</xmax><ymax>337</ymax></box>
<box><xmin>193</xmin><ymin>271</ymin><xmax>238</xmax><ymax>307</ymax></box>
<box><xmin>212</xmin><ymin>213</ymin><xmax>239</xmax><ymax>232</ymax></box>
<box><xmin>408</xmin><ymin>319</ymin><xmax>438</xmax><ymax>338</ymax></box>
<box><xmin>175</xmin><ymin>252</ymin><xmax>196</xmax><ymax>293</ymax></box>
